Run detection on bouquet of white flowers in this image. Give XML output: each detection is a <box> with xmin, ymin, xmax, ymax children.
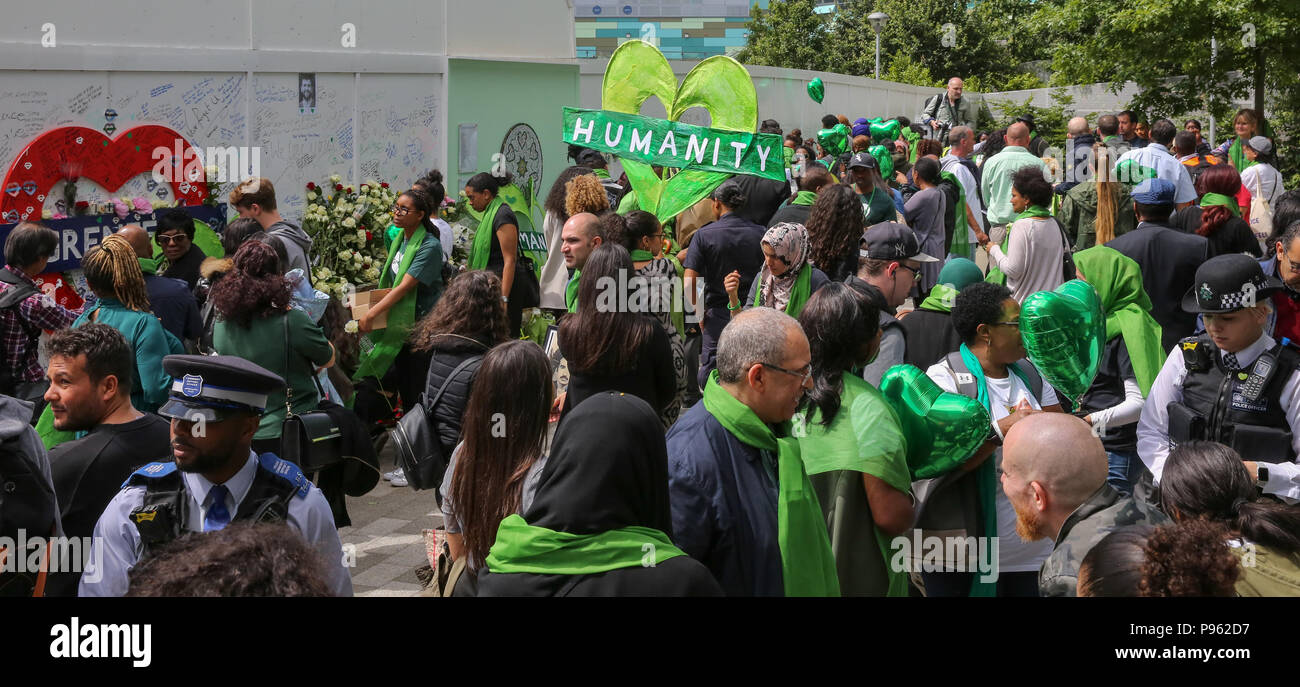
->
<box><xmin>302</xmin><ymin>176</ymin><xmax>399</xmax><ymax>300</ymax></box>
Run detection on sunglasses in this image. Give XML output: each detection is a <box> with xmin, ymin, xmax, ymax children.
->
<box><xmin>156</xmin><ymin>234</ymin><xmax>188</xmax><ymax>245</ymax></box>
<box><xmin>895</xmin><ymin>263</ymin><xmax>922</xmax><ymax>283</ymax></box>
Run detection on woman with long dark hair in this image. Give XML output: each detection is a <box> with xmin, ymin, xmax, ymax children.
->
<box><xmin>412</xmin><ymin>270</ymin><xmax>511</xmax><ymax>471</ymax></box>
<box><xmin>211</xmin><ymin>240</ymin><xmax>335</xmax><ymax>455</ymax></box>
<box><xmin>558</xmin><ymin>243</ymin><xmax>675</xmax><ymax>420</ymax></box>
<box><xmin>622</xmin><ymin>210</ymin><xmax>687</xmax><ymax>426</ymax></box>
<box><xmin>1173</xmin><ymin>164</ymin><xmax>1262</xmax><ymax>257</ymax></box>
<box><xmin>464</xmin><ymin>171</ymin><xmax>527</xmax><ymax>335</ymax></box>
<box><xmin>794</xmin><ymin>283</ymin><xmax>913</xmax><ymax>596</ymax></box>
<box><xmin>440</xmin><ymin>340</ymin><xmax>552</xmax><ymax>579</ymax></box>
<box><xmin>354</xmin><ymin>188</ymin><xmax>444</xmax><ymax>413</ymax></box>
<box><xmin>805</xmin><ymin>184</ymin><xmax>865</xmax><ymax>282</ymax></box>
<box><xmin>539</xmin><ymin>166</ymin><xmax>594</xmax><ymax>310</ymax></box>
<box><xmin>1159</xmin><ymin>441</ymin><xmax>1300</xmax><ymax>596</ymax></box>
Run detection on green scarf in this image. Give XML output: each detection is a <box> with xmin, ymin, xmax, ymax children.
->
<box><xmin>901</xmin><ymin>126</ymin><xmax>921</xmax><ymax>165</ymax></box>
<box><xmin>702</xmin><ymin>371</ymin><xmax>840</xmax><ymax>596</ymax></box>
<box><xmin>137</xmin><ymin>256</ymin><xmax>161</xmax><ymax>276</ymax></box>
<box><xmin>791</xmin><ymin>190</ymin><xmax>818</xmax><ymax>206</ymax></box>
<box><xmin>1072</xmin><ymin>246</ymin><xmax>1165</xmax><ymax>395</ymax></box>
<box><xmin>469</xmin><ymin>195</ymin><xmax>505</xmax><ymax>271</ymax></box>
<box><xmin>565</xmin><ymin>270</ymin><xmax>581</xmax><ymax>313</ymax></box>
<box><xmin>353</xmin><ymin>226</ymin><xmax>426</xmax><ymax>382</ymax></box>
<box><xmin>629</xmin><ymin>249</ymin><xmax>655</xmax><ymax>261</ymax></box>
<box><xmin>1229</xmin><ymin>137</ymin><xmax>1257</xmax><ymax>173</ymax></box>
<box><xmin>958</xmin><ymin>343</ymin><xmax>1032</xmax><ymax>597</ymax></box>
<box><xmin>919</xmin><ymin>283</ymin><xmax>959</xmax><ymax>313</ymax></box>
<box><xmin>484</xmin><ymin>514</ymin><xmax>685</xmax><ymax>575</ymax></box>
<box><xmin>940</xmin><ymin>170</ymin><xmax>970</xmax><ymax>259</ymax></box>
<box><xmin>987</xmin><ymin>206</ymin><xmax>1052</xmax><ymax>286</ymax></box>
<box><xmin>752</xmin><ymin>262</ymin><xmax>813</xmax><ymax>317</ymax></box>
<box><xmin>1200</xmin><ymin>192</ymin><xmax>1241</xmax><ymax>217</ymax></box>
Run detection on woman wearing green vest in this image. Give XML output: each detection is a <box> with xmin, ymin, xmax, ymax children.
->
<box><xmin>354</xmin><ymin>188</ymin><xmax>444</xmax><ymax>412</ymax></box>
<box><xmin>473</xmin><ymin>391</ymin><xmax>722</xmax><ymax>597</ymax></box>
<box><xmin>1211</xmin><ymin>108</ymin><xmax>1262</xmax><ymax>173</ymax></box>
<box><xmin>464</xmin><ymin>172</ymin><xmax>524</xmax><ymax>336</ymax></box>
<box><xmin>794</xmin><ymin>283</ymin><xmax>914</xmax><ymax>596</ymax></box>
<box><xmin>725</xmin><ymin>222</ymin><xmax>828</xmax><ymax>318</ymax></box>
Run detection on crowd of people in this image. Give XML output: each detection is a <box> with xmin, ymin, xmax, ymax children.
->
<box><xmin>3</xmin><ymin>76</ymin><xmax>1298</xmax><ymax>598</ymax></box>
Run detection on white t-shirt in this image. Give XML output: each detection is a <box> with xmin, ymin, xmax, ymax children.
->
<box><xmin>432</xmin><ymin>218</ymin><xmax>454</xmax><ymax>261</ymax></box>
<box><xmin>1242</xmin><ymin>164</ymin><xmax>1285</xmax><ymax>214</ymax></box>
<box><xmin>927</xmin><ymin>361</ymin><xmax>1059</xmax><ymax>573</ymax></box>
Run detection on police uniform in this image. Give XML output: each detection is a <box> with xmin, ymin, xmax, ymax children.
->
<box><xmin>79</xmin><ymin>355</ymin><xmax>352</xmax><ymax>597</ymax></box>
<box><xmin>1136</xmin><ymin>255</ymin><xmax>1300</xmax><ymax>503</ymax></box>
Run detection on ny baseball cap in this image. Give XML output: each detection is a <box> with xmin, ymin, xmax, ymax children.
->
<box><xmin>859</xmin><ymin>221</ymin><xmax>939</xmax><ymax>263</ymax></box>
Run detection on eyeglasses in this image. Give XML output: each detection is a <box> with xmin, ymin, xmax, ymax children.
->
<box><xmin>760</xmin><ymin>362</ymin><xmax>813</xmax><ymax>386</ymax></box>
<box><xmin>156</xmin><ymin>234</ymin><xmax>188</xmax><ymax>245</ymax></box>
<box><xmin>895</xmin><ymin>263</ymin><xmax>922</xmax><ymax>283</ymax></box>
<box><xmin>992</xmin><ymin>320</ymin><xmax>1021</xmax><ymax>329</ymax></box>
<box><xmin>391</xmin><ymin>206</ymin><xmax>413</xmax><ymax>217</ymax></box>
<box><xmin>1281</xmin><ymin>252</ymin><xmax>1300</xmax><ymax>275</ymax></box>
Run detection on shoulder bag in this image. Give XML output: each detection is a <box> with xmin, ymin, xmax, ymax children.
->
<box><xmin>279</xmin><ymin>314</ymin><xmax>344</xmax><ymax>472</ymax></box>
<box><xmin>391</xmin><ymin>353</ymin><xmax>483</xmax><ymax>491</ymax></box>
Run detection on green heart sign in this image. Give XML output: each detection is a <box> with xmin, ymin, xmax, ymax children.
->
<box><xmin>879</xmin><ymin>364</ymin><xmax>992</xmax><ymax>480</ymax></box>
<box><xmin>1021</xmin><ymin>279</ymin><xmax>1106</xmax><ymax>401</ymax></box>
<box><xmin>596</xmin><ymin>40</ymin><xmax>765</xmax><ymax>222</ymax></box>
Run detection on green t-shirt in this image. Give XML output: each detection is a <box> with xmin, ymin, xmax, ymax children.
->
<box><xmin>856</xmin><ymin>185</ymin><xmax>896</xmax><ymax>225</ymax></box>
<box><xmin>795</xmin><ymin>374</ymin><xmax>912</xmax><ymax>596</ymax></box>
<box><xmin>213</xmin><ymin>308</ymin><xmax>334</xmax><ymax>440</ymax></box>
<box><xmin>387</xmin><ymin>229</ymin><xmax>444</xmax><ymax>319</ymax></box>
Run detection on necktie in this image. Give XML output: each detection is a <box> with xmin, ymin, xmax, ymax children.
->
<box><xmin>204</xmin><ymin>484</ymin><xmax>231</xmax><ymax>532</ymax></box>
<box><xmin>1223</xmin><ymin>352</ymin><xmax>1240</xmax><ymax>372</ymax></box>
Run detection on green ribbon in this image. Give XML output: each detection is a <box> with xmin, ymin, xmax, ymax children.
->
<box><xmin>1200</xmin><ymin>192</ymin><xmax>1241</xmax><ymax>217</ymax></box>
<box><xmin>353</xmin><ymin>225</ymin><xmax>426</xmax><ymax>382</ymax></box>
<box><xmin>469</xmin><ymin>195</ymin><xmax>505</xmax><ymax>271</ymax></box>
<box><xmin>791</xmin><ymin>190</ymin><xmax>818</xmax><ymax>206</ymax></box>
<box><xmin>702</xmin><ymin>371</ymin><xmax>839</xmax><ymax>596</ymax></box>
<box><xmin>484</xmin><ymin>514</ymin><xmax>685</xmax><ymax>575</ymax></box>
<box><xmin>919</xmin><ymin>282</ymin><xmax>960</xmax><ymax>313</ymax></box>
<box><xmin>1229</xmin><ymin>137</ymin><xmax>1256</xmax><ymax>173</ymax></box>
<box><xmin>752</xmin><ymin>262</ymin><xmax>812</xmax><ymax>317</ymax></box>
<box><xmin>941</xmin><ymin>170</ymin><xmax>970</xmax><ymax>259</ymax></box>
<box><xmin>565</xmin><ymin>270</ymin><xmax>581</xmax><ymax>313</ymax></box>
<box><xmin>958</xmin><ymin>343</ymin><xmax>1032</xmax><ymax>597</ymax></box>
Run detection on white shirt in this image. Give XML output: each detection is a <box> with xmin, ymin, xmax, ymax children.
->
<box><xmin>927</xmin><ymin>360</ymin><xmax>1060</xmax><ymax>573</ymax></box>
<box><xmin>1242</xmin><ymin>164</ymin><xmax>1285</xmax><ymax>214</ymax></box>
<box><xmin>1113</xmin><ymin>143</ymin><xmax>1197</xmax><ymax>204</ymax></box>
<box><xmin>1136</xmin><ymin>335</ymin><xmax>1300</xmax><ymax>502</ymax></box>
<box><xmin>941</xmin><ymin>154</ymin><xmax>986</xmax><ymax>240</ymax></box>
<box><xmin>79</xmin><ymin>451</ymin><xmax>353</xmax><ymax>597</ymax></box>
<box><xmin>432</xmin><ymin>218</ymin><xmax>454</xmax><ymax>261</ymax></box>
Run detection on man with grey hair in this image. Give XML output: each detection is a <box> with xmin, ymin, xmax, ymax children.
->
<box><xmin>1058</xmin><ymin>116</ymin><xmax>1097</xmax><ymax>195</ymax></box>
<box><xmin>920</xmin><ymin>77</ymin><xmax>980</xmax><ymax>143</ymax></box>
<box><xmin>1001</xmin><ymin>413</ymin><xmax>1166</xmax><ymax>596</ymax></box>
<box><xmin>941</xmin><ymin>125</ymin><xmax>986</xmax><ymax>257</ymax></box>
<box><xmin>666</xmin><ymin>307</ymin><xmax>825</xmax><ymax>596</ymax></box>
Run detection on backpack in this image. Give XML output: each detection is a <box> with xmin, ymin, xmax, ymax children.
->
<box><xmin>0</xmin><ymin>270</ymin><xmax>39</xmax><ymax>397</ymax></box>
<box><xmin>391</xmin><ymin>354</ymin><xmax>482</xmax><ymax>491</ymax></box>
<box><xmin>1182</xmin><ymin>153</ymin><xmax>1220</xmax><ymax>188</ymax></box>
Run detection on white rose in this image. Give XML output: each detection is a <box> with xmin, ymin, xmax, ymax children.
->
<box><xmin>344</xmin><ymin>320</ymin><xmax>359</xmax><ymax>334</ymax></box>
<box><xmin>342</xmin><ymin>217</ymin><xmax>357</xmax><ymax>228</ymax></box>
<box><xmin>318</xmin><ymin>268</ymin><xmax>333</xmax><ymax>279</ymax></box>
<box><xmin>360</xmin><ymin>184</ymin><xmax>369</xmax><ymax>193</ymax></box>
<box><xmin>339</xmin><ymin>250</ymin><xmax>353</xmax><ymax>261</ymax></box>
<box><xmin>329</xmin><ymin>174</ymin><xmax>341</xmax><ymax>184</ymax></box>
<box><xmin>356</xmin><ymin>230</ymin><xmax>367</xmax><ymax>242</ymax></box>
<box><xmin>307</xmin><ymin>192</ymin><xmax>317</xmax><ymax>201</ymax></box>
<box><xmin>365</xmin><ymin>268</ymin><xmax>380</xmax><ymax>281</ymax></box>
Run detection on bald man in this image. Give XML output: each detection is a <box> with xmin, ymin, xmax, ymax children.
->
<box><xmin>980</xmin><ymin>122</ymin><xmax>1051</xmax><ymax>241</ymax></box>
<box><xmin>558</xmin><ymin>212</ymin><xmax>603</xmax><ymax>312</ymax></box>
<box><xmin>117</xmin><ymin>224</ymin><xmax>201</xmax><ymax>345</ymax></box>
<box><xmin>1000</xmin><ymin>413</ymin><xmax>1167</xmax><ymax>597</ymax></box>
<box><xmin>1059</xmin><ymin>116</ymin><xmax>1097</xmax><ymax>194</ymax></box>
<box><xmin>919</xmin><ymin>77</ymin><xmax>979</xmax><ymax>143</ymax></box>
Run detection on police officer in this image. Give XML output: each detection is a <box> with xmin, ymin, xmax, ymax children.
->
<box><xmin>1137</xmin><ymin>254</ymin><xmax>1300</xmax><ymax>503</ymax></box>
<box><xmin>80</xmin><ymin>355</ymin><xmax>352</xmax><ymax>596</ymax></box>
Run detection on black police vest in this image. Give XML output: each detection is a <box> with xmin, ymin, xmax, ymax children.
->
<box><xmin>1168</xmin><ymin>335</ymin><xmax>1300</xmax><ymax>464</ymax></box>
<box><xmin>124</xmin><ymin>455</ymin><xmax>310</xmax><ymax>557</ymax></box>
<box><xmin>0</xmin><ymin>436</ymin><xmax>58</xmax><ymax>597</ymax></box>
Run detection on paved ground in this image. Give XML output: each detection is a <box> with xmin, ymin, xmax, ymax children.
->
<box><xmin>338</xmin><ymin>436</ymin><xmax>442</xmax><ymax>597</ymax></box>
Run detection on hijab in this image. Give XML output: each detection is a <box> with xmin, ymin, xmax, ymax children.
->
<box><xmin>1073</xmin><ymin>246</ymin><xmax>1166</xmax><ymax>395</ymax></box>
<box><xmin>757</xmin><ymin>222</ymin><xmax>811</xmax><ymax>312</ymax></box>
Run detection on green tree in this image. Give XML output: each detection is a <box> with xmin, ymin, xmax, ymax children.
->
<box><xmin>736</xmin><ymin>0</ymin><xmax>833</xmax><ymax>71</ymax></box>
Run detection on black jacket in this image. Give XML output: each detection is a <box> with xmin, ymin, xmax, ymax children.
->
<box><xmin>899</xmin><ymin>308</ymin><xmax>963</xmax><ymax>370</ymax></box>
<box><xmin>423</xmin><ymin>340</ymin><xmax>489</xmax><ymax>459</ymax></box>
<box><xmin>734</xmin><ymin>175</ymin><xmax>792</xmax><ymax>227</ymax></box>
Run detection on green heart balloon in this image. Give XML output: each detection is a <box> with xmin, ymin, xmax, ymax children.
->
<box><xmin>602</xmin><ymin>41</ymin><xmax>758</xmax><ymax>222</ymax></box>
<box><xmin>807</xmin><ymin>78</ymin><xmax>825</xmax><ymax>104</ymax></box>
<box><xmin>879</xmin><ymin>364</ymin><xmax>992</xmax><ymax>480</ymax></box>
<box><xmin>869</xmin><ymin>144</ymin><xmax>893</xmax><ymax>180</ymax></box>
<box><xmin>817</xmin><ymin>124</ymin><xmax>850</xmax><ymax>157</ymax></box>
<box><xmin>1021</xmin><ymin>279</ymin><xmax>1106</xmax><ymax>401</ymax></box>
<box><xmin>868</xmin><ymin>119</ymin><xmax>900</xmax><ymax>143</ymax></box>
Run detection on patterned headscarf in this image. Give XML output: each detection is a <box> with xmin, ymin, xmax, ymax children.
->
<box><xmin>759</xmin><ymin>222</ymin><xmax>810</xmax><ymax>311</ymax></box>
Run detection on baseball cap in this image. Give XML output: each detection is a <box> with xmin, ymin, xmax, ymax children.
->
<box><xmin>859</xmin><ymin>221</ymin><xmax>939</xmax><ymax>263</ymax></box>
<box><xmin>1246</xmin><ymin>136</ymin><xmax>1274</xmax><ymax>156</ymax></box>
<box><xmin>848</xmin><ymin>151</ymin><xmax>878</xmax><ymax>170</ymax></box>
<box><xmin>1131</xmin><ymin>178</ymin><xmax>1177</xmax><ymax>205</ymax></box>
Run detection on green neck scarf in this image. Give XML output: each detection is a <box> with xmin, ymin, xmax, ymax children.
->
<box><xmin>958</xmin><ymin>343</ymin><xmax>1032</xmax><ymax>597</ymax></box>
<box><xmin>791</xmin><ymin>190</ymin><xmax>818</xmax><ymax>206</ymax></box>
<box><xmin>987</xmin><ymin>205</ymin><xmax>1051</xmax><ymax>286</ymax></box>
<box><xmin>629</xmin><ymin>249</ymin><xmax>655</xmax><ymax>261</ymax></box>
<box><xmin>484</xmin><ymin>514</ymin><xmax>685</xmax><ymax>575</ymax></box>
<box><xmin>137</xmin><ymin>256</ymin><xmax>160</xmax><ymax>276</ymax></box>
<box><xmin>941</xmin><ymin>170</ymin><xmax>970</xmax><ymax>259</ymax></box>
<box><xmin>702</xmin><ymin>371</ymin><xmax>840</xmax><ymax>596</ymax></box>
<box><xmin>1200</xmin><ymin>192</ymin><xmax>1241</xmax><ymax>217</ymax></box>
<box><xmin>565</xmin><ymin>270</ymin><xmax>581</xmax><ymax>313</ymax></box>
<box><xmin>353</xmin><ymin>226</ymin><xmax>426</xmax><ymax>382</ymax></box>
<box><xmin>1229</xmin><ymin>137</ymin><xmax>1257</xmax><ymax>173</ymax></box>
<box><xmin>469</xmin><ymin>195</ymin><xmax>505</xmax><ymax>271</ymax></box>
<box><xmin>1017</xmin><ymin>205</ymin><xmax>1052</xmax><ymax>220</ymax></box>
<box><xmin>901</xmin><ymin>126</ymin><xmax>921</xmax><ymax>165</ymax></box>
<box><xmin>919</xmin><ymin>282</ymin><xmax>959</xmax><ymax>313</ymax></box>
<box><xmin>752</xmin><ymin>262</ymin><xmax>813</xmax><ymax>316</ymax></box>
<box><xmin>593</xmin><ymin>168</ymin><xmax>612</xmax><ymax>179</ymax></box>
<box><xmin>1072</xmin><ymin>246</ymin><xmax>1165</xmax><ymax>395</ymax></box>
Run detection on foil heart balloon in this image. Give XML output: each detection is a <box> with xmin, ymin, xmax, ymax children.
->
<box><xmin>869</xmin><ymin>144</ymin><xmax>893</xmax><ymax>180</ymax></box>
<box><xmin>817</xmin><ymin>123</ymin><xmax>850</xmax><ymax>157</ymax></box>
<box><xmin>1020</xmin><ymin>279</ymin><xmax>1105</xmax><ymax>401</ymax></box>
<box><xmin>868</xmin><ymin>117</ymin><xmax>900</xmax><ymax>143</ymax></box>
<box><xmin>807</xmin><ymin>78</ymin><xmax>825</xmax><ymax>104</ymax></box>
<box><xmin>879</xmin><ymin>364</ymin><xmax>992</xmax><ymax>480</ymax></box>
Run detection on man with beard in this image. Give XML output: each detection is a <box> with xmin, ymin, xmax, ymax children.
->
<box><xmin>1000</xmin><ymin>413</ymin><xmax>1166</xmax><ymax>597</ymax></box>
<box><xmin>79</xmin><ymin>355</ymin><xmax>351</xmax><ymax>596</ymax></box>
<box><xmin>44</xmin><ymin>325</ymin><xmax>171</xmax><ymax>596</ymax></box>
